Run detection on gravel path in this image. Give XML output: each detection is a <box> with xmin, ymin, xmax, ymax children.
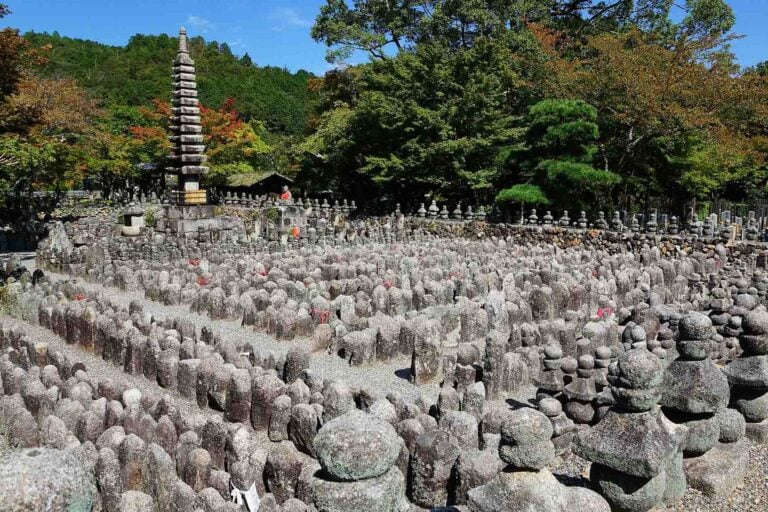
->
<box><xmin>41</xmin><ymin>269</ymin><xmax>440</xmax><ymax>405</ymax></box>
<box><xmin>672</xmin><ymin>442</ymin><xmax>768</xmax><ymax>512</ymax></box>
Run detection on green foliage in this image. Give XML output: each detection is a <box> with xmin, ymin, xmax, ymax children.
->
<box><xmin>680</xmin><ymin>138</ymin><xmax>764</xmax><ymax>200</ymax></box>
<box><xmin>0</xmin><ymin>134</ymin><xmax>80</xmax><ymax>205</ymax></box>
<box><xmin>311</xmin><ymin>1</ymin><xmax>738</xmax><ymax>63</ymax></box>
<box><xmin>500</xmin><ymin>99</ymin><xmax>620</xmax><ymax>212</ymax></box>
<box><xmin>747</xmin><ymin>61</ymin><xmax>768</xmax><ymax>77</ymax></box>
<box><xmin>305</xmin><ymin>0</ymin><xmax>768</xmax><ymax>214</ymax></box>
<box><xmin>265</xmin><ymin>207</ymin><xmax>279</xmax><ymax>221</ymax></box>
<box><xmin>300</xmin><ymin>35</ymin><xmax>536</xmax><ymax>207</ymax></box>
<box><xmin>205</xmin><ymin>162</ymin><xmax>255</xmax><ymax>188</ymax></box>
<box><xmin>681</xmin><ymin>0</ymin><xmax>735</xmax><ymax>40</ymax></box>
<box><xmin>496</xmin><ymin>184</ymin><xmax>548</xmax><ymax>205</ymax></box>
<box><xmin>0</xmin><ymin>0</ymin><xmax>763</xmax><ymax>218</ymax></box>
<box><xmin>526</xmin><ymin>100</ymin><xmax>600</xmax><ymax>163</ymax></box>
<box><xmin>143</xmin><ymin>207</ymin><xmax>157</xmax><ymax>227</ymax></box>
<box><xmin>22</xmin><ymin>31</ymin><xmax>318</xmax><ymax>135</ymax></box>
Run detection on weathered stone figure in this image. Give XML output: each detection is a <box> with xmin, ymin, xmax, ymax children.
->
<box><xmin>660</xmin><ymin>312</ymin><xmax>729</xmax><ymax>457</ymax></box>
<box><xmin>467</xmin><ymin>408</ymin><xmax>609</xmax><ymax>512</ymax></box>
<box><xmin>309</xmin><ymin>410</ymin><xmax>408</xmax><ymax>511</ymax></box>
<box><xmin>723</xmin><ymin>309</ymin><xmax>768</xmax><ymax>443</ymax></box>
<box><xmin>574</xmin><ymin>349</ymin><xmax>686</xmax><ymax>512</ymax></box>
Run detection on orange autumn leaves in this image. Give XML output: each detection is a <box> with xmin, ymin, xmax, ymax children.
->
<box><xmin>130</xmin><ymin>97</ymin><xmax>269</xmax><ymax>166</ymax></box>
<box><xmin>526</xmin><ymin>22</ymin><xmax>768</xmax><ymax>198</ymax></box>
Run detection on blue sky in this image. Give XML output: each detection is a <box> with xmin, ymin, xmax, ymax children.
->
<box><xmin>2</xmin><ymin>0</ymin><xmax>766</xmax><ymax>75</ymax></box>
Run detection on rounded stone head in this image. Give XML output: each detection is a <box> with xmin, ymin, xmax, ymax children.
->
<box><xmin>739</xmin><ymin>309</ymin><xmax>768</xmax><ymax>356</ymax></box>
<box><xmin>578</xmin><ymin>355</ymin><xmax>595</xmax><ymax>370</ymax></box>
<box><xmin>629</xmin><ymin>325</ymin><xmax>647</xmax><ymax>343</ymax></box>
<box><xmin>501</xmin><ymin>408</ymin><xmax>553</xmax><ymax>445</ymax></box>
<box><xmin>544</xmin><ymin>344</ymin><xmax>563</xmax><ymax>360</ymax></box>
<box><xmin>679</xmin><ymin>312</ymin><xmax>713</xmax><ymax>340</ymax></box>
<box><xmin>595</xmin><ymin>346</ymin><xmax>612</xmax><ymax>359</ymax></box>
<box><xmin>538</xmin><ymin>397</ymin><xmax>563</xmax><ymax>417</ymax></box>
<box><xmin>742</xmin><ymin>309</ymin><xmax>768</xmax><ymax>336</ymax></box>
<box><xmin>560</xmin><ymin>356</ymin><xmax>578</xmax><ymax>375</ymax></box>
<box><xmin>499</xmin><ymin>408</ymin><xmax>555</xmax><ymax>470</ymax></box>
<box><xmin>609</xmin><ymin>349</ymin><xmax>664</xmax><ymax>412</ymax></box>
<box><xmin>314</xmin><ymin>410</ymin><xmax>400</xmax><ymax>481</ymax></box>
<box><xmin>677</xmin><ymin>312</ymin><xmax>713</xmax><ymax>360</ymax></box>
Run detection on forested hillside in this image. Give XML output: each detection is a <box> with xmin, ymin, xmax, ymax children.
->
<box><xmin>1</xmin><ymin>8</ymin><xmax>315</xmax><ymax>214</ymax></box>
<box><xmin>2</xmin><ymin>1</ymin><xmax>768</xmax><ymax>220</ymax></box>
<box><xmin>23</xmin><ymin>31</ymin><xmax>317</xmax><ymax>135</ymax></box>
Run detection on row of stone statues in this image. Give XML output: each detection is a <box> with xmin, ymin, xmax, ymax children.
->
<box><xmin>511</xmin><ymin>208</ymin><xmax>764</xmax><ymax>240</ymax></box>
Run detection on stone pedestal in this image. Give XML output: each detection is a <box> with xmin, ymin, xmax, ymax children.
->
<box><xmin>746</xmin><ymin>419</ymin><xmax>768</xmax><ymax>443</ymax></box>
<box><xmin>310</xmin><ymin>467</ymin><xmax>407</xmax><ymax>512</ymax></box>
<box><xmin>574</xmin><ymin>349</ymin><xmax>684</xmax><ymax>512</ymax></box>
<box><xmin>468</xmin><ymin>408</ymin><xmax>609</xmax><ymax>512</ymax></box>
<box><xmin>154</xmin><ymin>205</ymin><xmax>241</xmax><ymax>235</ymax></box>
<box><xmin>468</xmin><ymin>468</ymin><xmax>609</xmax><ymax>512</ymax></box>
<box><xmin>660</xmin><ymin>313</ymin><xmax>729</xmax><ymax>457</ymax></box>
<box><xmin>310</xmin><ymin>410</ymin><xmax>408</xmax><ymax>512</ymax></box>
<box><xmin>682</xmin><ymin>440</ymin><xmax>749</xmax><ymax>496</ymax></box>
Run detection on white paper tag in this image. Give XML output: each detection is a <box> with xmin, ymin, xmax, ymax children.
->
<box><xmin>231</xmin><ymin>482</ymin><xmax>260</xmax><ymax>511</ymax></box>
<box><xmin>243</xmin><ymin>484</ymin><xmax>260</xmax><ymax>511</ymax></box>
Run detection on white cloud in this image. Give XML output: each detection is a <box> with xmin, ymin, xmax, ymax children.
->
<box><xmin>271</xmin><ymin>8</ymin><xmax>312</xmax><ymax>31</ymax></box>
<box><xmin>230</xmin><ymin>38</ymin><xmax>248</xmax><ymax>51</ymax></box>
<box><xmin>187</xmin><ymin>15</ymin><xmax>217</xmax><ymax>34</ymax></box>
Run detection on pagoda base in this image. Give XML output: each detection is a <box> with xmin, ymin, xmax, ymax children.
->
<box><xmin>155</xmin><ymin>205</ymin><xmax>241</xmax><ymax>235</ymax></box>
<box><xmin>172</xmin><ymin>189</ymin><xmax>207</xmax><ymax>206</ymax></box>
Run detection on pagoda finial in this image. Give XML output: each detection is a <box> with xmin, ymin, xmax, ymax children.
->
<box><xmin>178</xmin><ymin>27</ymin><xmax>188</xmax><ymax>54</ymax></box>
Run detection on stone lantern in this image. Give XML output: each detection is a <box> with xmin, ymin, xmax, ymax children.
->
<box><xmin>121</xmin><ymin>203</ymin><xmax>144</xmax><ymax>236</ymax></box>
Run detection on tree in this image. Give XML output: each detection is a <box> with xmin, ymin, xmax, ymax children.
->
<box><xmin>495</xmin><ymin>183</ymin><xmax>549</xmax><ymax>220</ymax></box>
<box><xmin>0</xmin><ymin>134</ymin><xmax>81</xmax><ymax>215</ymax></box>
<box><xmin>747</xmin><ymin>61</ymin><xmax>768</xmax><ymax>77</ymax></box>
<box><xmin>201</xmin><ymin>98</ymin><xmax>271</xmax><ymax>167</ymax></box>
<box><xmin>311</xmin><ymin>1</ymin><xmax>695</xmax><ymax>64</ymax></box>
<box><xmin>0</xmin><ymin>3</ymin><xmax>24</xmax><ymax>100</ymax></box>
<box><xmin>6</xmin><ymin>77</ymin><xmax>97</xmax><ymax>136</ymax></box>
<box><xmin>299</xmin><ymin>36</ymin><xmax>534</xmax><ymax>208</ymax></box>
<box><xmin>307</xmin><ymin>0</ymin><xmax>765</xmax><ymax>211</ymax></box>
<box><xmin>497</xmin><ymin>99</ymin><xmax>619</xmax><ymax>212</ymax></box>
<box><xmin>532</xmin><ymin>4</ymin><xmax>767</xmax><ymax>209</ymax></box>
<box><xmin>0</xmin><ymin>69</ymin><xmax>97</xmax><ymax>214</ymax></box>
<box><xmin>130</xmin><ymin>98</ymin><xmax>272</xmax><ymax>189</ymax></box>
<box><xmin>82</xmin><ymin>109</ymin><xmax>142</xmax><ymax>199</ymax></box>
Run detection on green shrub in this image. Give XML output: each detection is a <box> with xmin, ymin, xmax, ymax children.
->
<box><xmin>496</xmin><ymin>184</ymin><xmax>549</xmax><ymax>205</ymax></box>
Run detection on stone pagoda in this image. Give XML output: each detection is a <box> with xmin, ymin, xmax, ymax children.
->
<box><xmin>155</xmin><ymin>27</ymin><xmax>244</xmax><ymax>236</ymax></box>
<box><xmin>168</xmin><ymin>27</ymin><xmax>208</xmax><ymax>206</ymax></box>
